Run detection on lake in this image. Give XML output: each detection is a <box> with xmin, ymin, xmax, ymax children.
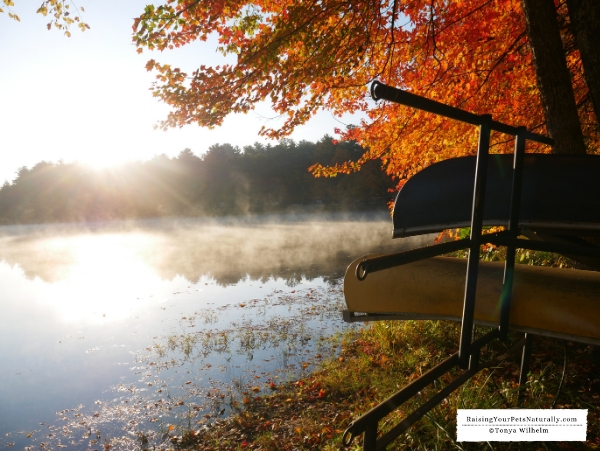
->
<box><xmin>0</xmin><ymin>213</ymin><xmax>431</xmax><ymax>449</ymax></box>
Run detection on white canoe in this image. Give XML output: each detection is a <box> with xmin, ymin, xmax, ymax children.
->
<box><xmin>344</xmin><ymin>256</ymin><xmax>600</xmax><ymax>346</ymax></box>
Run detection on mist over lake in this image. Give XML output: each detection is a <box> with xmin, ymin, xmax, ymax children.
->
<box><xmin>0</xmin><ymin>212</ymin><xmax>432</xmax><ymax>449</ymax></box>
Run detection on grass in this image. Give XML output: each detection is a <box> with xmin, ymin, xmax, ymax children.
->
<box><xmin>164</xmin><ymin>320</ymin><xmax>600</xmax><ymax>450</ymax></box>
<box><xmin>441</xmin><ymin>227</ymin><xmax>580</xmax><ymax>269</ymax></box>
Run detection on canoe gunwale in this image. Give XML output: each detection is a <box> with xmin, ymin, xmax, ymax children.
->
<box><xmin>342</xmin><ymin>310</ymin><xmax>600</xmax><ymax>347</ymax></box>
<box><xmin>393</xmin><ymin>221</ymin><xmax>600</xmax><ymax>239</ymax></box>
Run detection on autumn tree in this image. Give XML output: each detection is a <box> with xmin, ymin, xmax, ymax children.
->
<box><xmin>7</xmin><ymin>0</ymin><xmax>600</xmax><ymax>186</ymax></box>
<box><xmin>126</xmin><ymin>0</ymin><xmax>599</xmax><ymax>186</ymax></box>
<box><xmin>521</xmin><ymin>0</ymin><xmax>585</xmax><ymax>154</ymax></box>
<box><xmin>566</xmin><ymin>0</ymin><xmax>600</xmax><ymax>124</ymax></box>
<box><xmin>1</xmin><ymin>0</ymin><xmax>90</xmax><ymax>34</ymax></box>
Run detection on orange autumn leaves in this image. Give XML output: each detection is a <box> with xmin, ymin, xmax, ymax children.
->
<box><xmin>12</xmin><ymin>1</ymin><xmax>597</xmax><ymax>186</ymax></box>
<box><xmin>28</xmin><ymin>0</ymin><xmax>591</xmax><ymax>189</ymax></box>
<box><xmin>131</xmin><ymin>0</ymin><xmax>594</xmax><ymax>188</ymax></box>
<box><xmin>16</xmin><ymin>1</ymin><xmax>596</xmax><ymax>186</ymax></box>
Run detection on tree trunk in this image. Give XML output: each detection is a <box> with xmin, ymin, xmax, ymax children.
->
<box><xmin>562</xmin><ymin>0</ymin><xmax>600</xmax><ymax>267</ymax></box>
<box><xmin>566</xmin><ymin>0</ymin><xmax>600</xmax><ymax>126</ymax></box>
<box><xmin>521</xmin><ymin>0</ymin><xmax>586</xmax><ymax>154</ymax></box>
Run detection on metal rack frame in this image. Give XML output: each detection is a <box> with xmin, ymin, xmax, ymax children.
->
<box><xmin>341</xmin><ymin>81</ymin><xmax>600</xmax><ymax>450</ymax></box>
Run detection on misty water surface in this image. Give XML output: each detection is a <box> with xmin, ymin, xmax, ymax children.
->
<box><xmin>0</xmin><ymin>213</ymin><xmax>431</xmax><ymax>449</ymax></box>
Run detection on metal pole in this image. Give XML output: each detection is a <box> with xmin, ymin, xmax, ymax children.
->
<box><xmin>370</xmin><ymin>81</ymin><xmax>553</xmax><ymax>146</ymax></box>
<box><xmin>500</xmin><ymin>128</ymin><xmax>527</xmax><ymax>339</ymax></box>
<box><xmin>363</xmin><ymin>422</ymin><xmax>378</xmax><ymax>451</ymax></box>
<box><xmin>518</xmin><ymin>333</ymin><xmax>533</xmax><ymax>407</ymax></box>
<box><xmin>459</xmin><ymin>114</ymin><xmax>492</xmax><ymax>369</ymax></box>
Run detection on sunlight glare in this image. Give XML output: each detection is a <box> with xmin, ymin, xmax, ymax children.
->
<box><xmin>43</xmin><ymin>233</ymin><xmax>166</xmax><ymax>323</ymax></box>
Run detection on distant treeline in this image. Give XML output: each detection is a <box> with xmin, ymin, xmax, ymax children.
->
<box><xmin>0</xmin><ymin>137</ymin><xmax>395</xmax><ymax>224</ymax></box>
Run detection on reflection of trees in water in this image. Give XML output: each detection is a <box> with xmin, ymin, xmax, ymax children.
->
<box><xmin>0</xmin><ymin>235</ymin><xmax>77</xmax><ymax>282</ymax></box>
<box><xmin>147</xmin><ymin>220</ymin><xmax>433</xmax><ymax>286</ymax></box>
<box><xmin>0</xmin><ymin>216</ymin><xmax>434</xmax><ymax>285</ymax></box>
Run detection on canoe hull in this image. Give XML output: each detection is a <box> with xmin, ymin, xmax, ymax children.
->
<box><xmin>392</xmin><ymin>154</ymin><xmax>600</xmax><ymax>238</ymax></box>
<box><xmin>344</xmin><ymin>256</ymin><xmax>600</xmax><ymax>346</ymax></box>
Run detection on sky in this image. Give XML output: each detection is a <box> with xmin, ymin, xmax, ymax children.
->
<box><xmin>0</xmin><ymin>0</ymin><xmax>365</xmax><ymax>184</ymax></box>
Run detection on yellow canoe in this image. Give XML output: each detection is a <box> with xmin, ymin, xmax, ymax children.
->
<box><xmin>344</xmin><ymin>256</ymin><xmax>600</xmax><ymax>346</ymax></box>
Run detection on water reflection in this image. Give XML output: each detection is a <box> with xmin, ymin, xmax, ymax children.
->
<box><xmin>0</xmin><ymin>213</ymin><xmax>433</xmax><ymax>448</ymax></box>
<box><xmin>8</xmin><ymin>282</ymin><xmax>349</xmax><ymax>451</ymax></box>
<box><xmin>0</xmin><ymin>213</ymin><xmax>431</xmax><ymax>287</ymax></box>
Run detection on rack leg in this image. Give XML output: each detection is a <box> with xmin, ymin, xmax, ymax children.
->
<box><xmin>459</xmin><ymin>115</ymin><xmax>492</xmax><ymax>369</ymax></box>
<box><xmin>517</xmin><ymin>333</ymin><xmax>532</xmax><ymax>407</ymax></box>
<box><xmin>363</xmin><ymin>422</ymin><xmax>378</xmax><ymax>451</ymax></box>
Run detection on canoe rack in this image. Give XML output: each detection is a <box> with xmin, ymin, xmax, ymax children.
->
<box><xmin>340</xmin><ymin>81</ymin><xmax>600</xmax><ymax>450</ymax></box>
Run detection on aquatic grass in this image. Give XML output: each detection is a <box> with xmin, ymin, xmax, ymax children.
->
<box><xmin>172</xmin><ymin>320</ymin><xmax>599</xmax><ymax>450</ymax></box>
<box><xmin>15</xmin><ymin>280</ymin><xmax>355</xmax><ymax>450</ymax></box>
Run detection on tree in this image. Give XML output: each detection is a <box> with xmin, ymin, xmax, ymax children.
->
<box><xmin>1</xmin><ymin>0</ymin><xmax>89</xmax><ymax>34</ymax></box>
<box><xmin>8</xmin><ymin>0</ymin><xmax>600</xmax><ymax>187</ymax></box>
<box><xmin>566</xmin><ymin>0</ymin><xmax>600</xmax><ymax>124</ymax></box>
<box><xmin>129</xmin><ymin>0</ymin><xmax>598</xmax><ymax>185</ymax></box>
<box><xmin>521</xmin><ymin>0</ymin><xmax>585</xmax><ymax>154</ymax></box>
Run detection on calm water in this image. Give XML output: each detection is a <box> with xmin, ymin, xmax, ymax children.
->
<box><xmin>0</xmin><ymin>213</ymin><xmax>430</xmax><ymax>449</ymax></box>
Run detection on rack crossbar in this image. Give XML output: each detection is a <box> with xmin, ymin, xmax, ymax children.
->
<box><xmin>370</xmin><ymin>81</ymin><xmax>554</xmax><ymax>146</ymax></box>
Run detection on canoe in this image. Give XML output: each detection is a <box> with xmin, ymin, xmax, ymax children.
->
<box><xmin>344</xmin><ymin>256</ymin><xmax>600</xmax><ymax>346</ymax></box>
<box><xmin>392</xmin><ymin>154</ymin><xmax>600</xmax><ymax>238</ymax></box>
